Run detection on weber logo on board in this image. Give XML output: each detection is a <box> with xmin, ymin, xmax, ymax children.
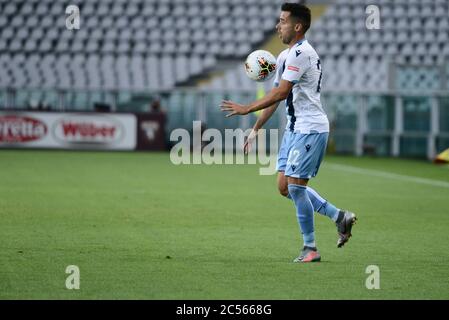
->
<box><xmin>0</xmin><ymin>115</ymin><xmax>47</xmax><ymax>143</ymax></box>
<box><xmin>53</xmin><ymin>116</ymin><xmax>123</xmax><ymax>144</ymax></box>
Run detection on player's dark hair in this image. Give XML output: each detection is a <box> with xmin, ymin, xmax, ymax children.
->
<box><xmin>281</xmin><ymin>2</ymin><xmax>311</xmax><ymax>34</ymax></box>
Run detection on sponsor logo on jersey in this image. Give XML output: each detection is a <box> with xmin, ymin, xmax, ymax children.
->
<box><xmin>287</xmin><ymin>65</ymin><xmax>300</xmax><ymax>72</ymax></box>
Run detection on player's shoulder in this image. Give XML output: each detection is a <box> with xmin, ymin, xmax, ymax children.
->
<box><xmin>285</xmin><ymin>40</ymin><xmax>318</xmax><ymax>65</ymax></box>
<box><xmin>296</xmin><ymin>40</ymin><xmax>317</xmax><ymax>56</ymax></box>
<box><xmin>301</xmin><ymin>40</ymin><xmax>320</xmax><ymax>58</ymax></box>
<box><xmin>277</xmin><ymin>48</ymin><xmax>289</xmax><ymax>61</ymax></box>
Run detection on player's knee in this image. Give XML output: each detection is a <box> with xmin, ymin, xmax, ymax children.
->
<box><xmin>278</xmin><ymin>186</ymin><xmax>289</xmax><ymax>197</ymax></box>
<box><xmin>277</xmin><ymin>171</ymin><xmax>289</xmax><ymax>197</ymax></box>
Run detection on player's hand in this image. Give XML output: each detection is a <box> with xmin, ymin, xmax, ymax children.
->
<box><xmin>244</xmin><ymin>129</ymin><xmax>258</xmax><ymax>154</ymax></box>
<box><xmin>220</xmin><ymin>100</ymin><xmax>249</xmax><ymax>117</ymax></box>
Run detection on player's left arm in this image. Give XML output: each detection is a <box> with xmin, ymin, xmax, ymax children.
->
<box><xmin>220</xmin><ymin>80</ymin><xmax>293</xmax><ymax>117</ymax></box>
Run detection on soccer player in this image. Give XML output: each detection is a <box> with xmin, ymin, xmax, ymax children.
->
<box><xmin>221</xmin><ymin>3</ymin><xmax>357</xmax><ymax>262</ymax></box>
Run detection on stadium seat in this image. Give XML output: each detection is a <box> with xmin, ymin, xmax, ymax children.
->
<box><xmin>1</xmin><ymin>0</ymin><xmax>448</xmax><ymax>97</ymax></box>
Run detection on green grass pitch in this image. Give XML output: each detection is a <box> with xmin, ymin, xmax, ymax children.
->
<box><xmin>1</xmin><ymin>150</ymin><xmax>448</xmax><ymax>299</ymax></box>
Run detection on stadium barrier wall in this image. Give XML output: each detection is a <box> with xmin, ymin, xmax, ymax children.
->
<box><xmin>1</xmin><ymin>89</ymin><xmax>449</xmax><ymax>159</ymax></box>
<box><xmin>0</xmin><ymin>111</ymin><xmax>166</xmax><ymax>151</ymax></box>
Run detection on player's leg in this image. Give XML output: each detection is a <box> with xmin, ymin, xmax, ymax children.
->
<box><xmin>288</xmin><ymin>132</ymin><xmax>357</xmax><ymax>248</ymax></box>
<box><xmin>278</xmin><ymin>169</ymin><xmax>344</xmax><ymax>223</ymax></box>
<box><xmin>277</xmin><ymin>130</ymin><xmax>341</xmax><ymax>218</ymax></box>
<box><xmin>287</xmin><ymin>175</ymin><xmax>320</xmax><ymax>262</ymax></box>
<box><xmin>276</xmin><ymin>130</ymin><xmax>292</xmax><ymax>197</ymax></box>
<box><xmin>285</xmin><ymin>133</ymin><xmax>323</xmax><ymax>262</ymax></box>
<box><xmin>277</xmin><ymin>171</ymin><xmax>289</xmax><ymax>197</ymax></box>
<box><xmin>278</xmin><ymin>132</ymin><xmax>315</xmax><ymax>252</ymax></box>
<box><xmin>307</xmin><ymin>186</ymin><xmax>342</xmax><ymax>222</ymax></box>
<box><xmin>281</xmin><ymin>132</ymin><xmax>357</xmax><ymax>250</ymax></box>
<box><xmin>307</xmin><ymin>188</ymin><xmax>357</xmax><ymax>248</ymax></box>
<box><xmin>275</xmin><ymin>130</ymin><xmax>291</xmax><ymax>178</ymax></box>
<box><xmin>303</xmin><ymin>132</ymin><xmax>357</xmax><ymax>248</ymax></box>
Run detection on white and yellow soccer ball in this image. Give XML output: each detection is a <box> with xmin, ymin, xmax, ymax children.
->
<box><xmin>244</xmin><ymin>50</ymin><xmax>277</xmax><ymax>82</ymax></box>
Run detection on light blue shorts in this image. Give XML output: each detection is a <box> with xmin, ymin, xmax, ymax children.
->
<box><xmin>284</xmin><ymin>132</ymin><xmax>329</xmax><ymax>179</ymax></box>
<box><xmin>276</xmin><ymin>130</ymin><xmax>293</xmax><ymax>172</ymax></box>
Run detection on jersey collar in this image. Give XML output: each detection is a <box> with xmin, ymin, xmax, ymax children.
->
<box><xmin>295</xmin><ymin>38</ymin><xmax>306</xmax><ymax>47</ymax></box>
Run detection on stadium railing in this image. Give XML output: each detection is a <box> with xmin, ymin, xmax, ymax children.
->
<box><xmin>1</xmin><ymin>87</ymin><xmax>449</xmax><ymax>160</ymax></box>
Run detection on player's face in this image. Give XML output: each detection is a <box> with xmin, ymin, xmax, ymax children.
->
<box><xmin>276</xmin><ymin>11</ymin><xmax>301</xmax><ymax>45</ymax></box>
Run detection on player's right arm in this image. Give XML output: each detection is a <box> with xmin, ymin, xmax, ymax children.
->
<box><xmin>244</xmin><ymin>102</ymin><xmax>279</xmax><ymax>154</ymax></box>
<box><xmin>253</xmin><ymin>102</ymin><xmax>279</xmax><ymax>131</ymax></box>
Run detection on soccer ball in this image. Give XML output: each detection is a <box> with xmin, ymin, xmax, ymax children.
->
<box><xmin>244</xmin><ymin>50</ymin><xmax>277</xmax><ymax>82</ymax></box>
